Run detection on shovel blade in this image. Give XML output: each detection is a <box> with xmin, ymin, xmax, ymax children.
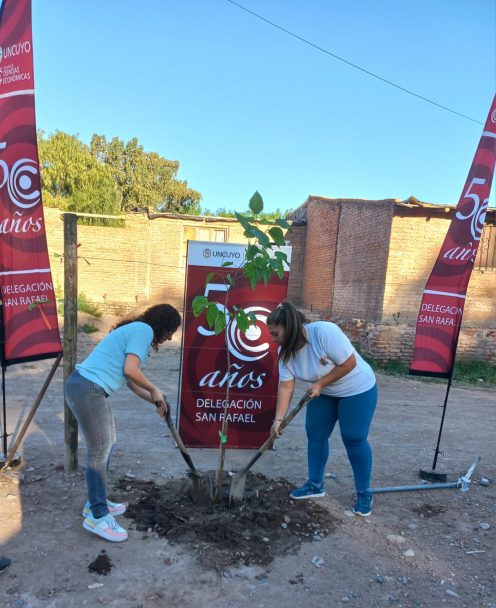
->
<box><xmin>229</xmin><ymin>471</ymin><xmax>247</xmax><ymax>505</ymax></box>
<box><xmin>188</xmin><ymin>471</ymin><xmax>214</xmax><ymax>507</ymax></box>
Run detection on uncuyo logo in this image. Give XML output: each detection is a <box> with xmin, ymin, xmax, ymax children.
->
<box><xmin>203</xmin><ymin>248</ymin><xmax>211</xmax><ymax>258</ymax></box>
<box><xmin>0</xmin><ymin>47</ymin><xmax>3</xmax><ymax>64</ymax></box>
<box><xmin>491</xmin><ymin>109</ymin><xmax>496</xmax><ymax>123</ymax></box>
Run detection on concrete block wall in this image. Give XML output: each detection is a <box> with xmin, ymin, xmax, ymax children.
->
<box><xmin>44</xmin><ymin>209</ymin><xmax>300</xmax><ymax>315</ymax></box>
<box><xmin>303</xmin><ymin>313</ymin><xmax>496</xmax><ymax>365</ymax></box>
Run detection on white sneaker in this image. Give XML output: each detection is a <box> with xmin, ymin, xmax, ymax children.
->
<box><xmin>83</xmin><ymin>513</ymin><xmax>128</xmax><ymax>542</ymax></box>
<box><xmin>82</xmin><ymin>500</ymin><xmax>126</xmax><ymax>518</ymax></box>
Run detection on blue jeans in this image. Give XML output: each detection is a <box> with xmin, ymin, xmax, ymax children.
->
<box><xmin>305</xmin><ymin>384</ymin><xmax>377</xmax><ymax>491</ymax></box>
<box><xmin>65</xmin><ymin>371</ymin><xmax>116</xmax><ymax>518</ymax></box>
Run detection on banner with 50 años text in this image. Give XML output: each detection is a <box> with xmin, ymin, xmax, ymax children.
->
<box><xmin>178</xmin><ymin>241</ymin><xmax>291</xmax><ymax>449</ymax></box>
<box><xmin>0</xmin><ymin>0</ymin><xmax>62</xmax><ymax>365</ymax></box>
<box><xmin>410</xmin><ymin>94</ymin><xmax>496</xmax><ymax>378</ymax></box>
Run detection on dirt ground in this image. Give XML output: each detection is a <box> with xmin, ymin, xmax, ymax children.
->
<box><xmin>1</xmin><ymin>315</ymin><xmax>495</xmax><ymax>608</ymax></box>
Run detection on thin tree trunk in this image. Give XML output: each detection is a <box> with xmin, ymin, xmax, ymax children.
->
<box><xmin>214</xmin><ymin>285</ymin><xmax>231</xmax><ymax>503</ymax></box>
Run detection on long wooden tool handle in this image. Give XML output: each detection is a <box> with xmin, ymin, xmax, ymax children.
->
<box><xmin>3</xmin><ymin>353</ymin><xmax>63</xmax><ymax>470</ymax></box>
<box><xmin>162</xmin><ymin>403</ymin><xmax>197</xmax><ymax>474</ymax></box>
<box><xmin>240</xmin><ymin>390</ymin><xmax>313</xmax><ymax>474</ymax></box>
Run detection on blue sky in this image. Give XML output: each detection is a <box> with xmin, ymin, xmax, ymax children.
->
<box><xmin>33</xmin><ymin>0</ymin><xmax>495</xmax><ymax>212</ymax></box>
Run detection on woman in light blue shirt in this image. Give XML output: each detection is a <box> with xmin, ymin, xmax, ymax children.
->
<box><xmin>65</xmin><ymin>303</ymin><xmax>181</xmax><ymax>542</ymax></box>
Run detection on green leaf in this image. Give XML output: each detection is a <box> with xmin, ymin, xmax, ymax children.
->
<box><xmin>206</xmin><ymin>302</ymin><xmax>219</xmax><ymax>327</ymax></box>
<box><xmin>205</xmin><ymin>272</ymin><xmax>215</xmax><ymax>286</ymax></box>
<box><xmin>227</xmin><ymin>274</ymin><xmax>235</xmax><ymax>286</ymax></box>
<box><xmin>53</xmin><ymin>253</ymin><xmax>62</xmax><ymax>258</ymax></box>
<box><xmin>274</xmin><ymin>218</ymin><xmax>292</xmax><ymax>232</ymax></box>
<box><xmin>248</xmin><ymin>226</ymin><xmax>270</xmax><ymax>249</ymax></box>
<box><xmin>243</xmin><ymin>262</ymin><xmax>258</xmax><ymax>290</ymax></box>
<box><xmin>275</xmin><ymin>261</ymin><xmax>285</xmax><ymax>279</ymax></box>
<box><xmin>262</xmin><ymin>266</ymin><xmax>272</xmax><ymax>285</ymax></box>
<box><xmin>268</xmin><ymin>226</ymin><xmax>286</xmax><ymax>247</ymax></box>
<box><xmin>258</xmin><ymin>218</ymin><xmax>272</xmax><ymax>225</ymax></box>
<box><xmin>28</xmin><ymin>302</ymin><xmax>37</xmax><ymax>311</ymax></box>
<box><xmin>192</xmin><ymin>295</ymin><xmax>208</xmax><ymax>317</ymax></box>
<box><xmin>214</xmin><ymin>312</ymin><xmax>227</xmax><ymax>335</ymax></box>
<box><xmin>247</xmin><ymin>311</ymin><xmax>258</xmax><ymax>327</ymax></box>
<box><xmin>249</xmin><ymin>191</ymin><xmax>264</xmax><ymax>216</ymax></box>
<box><xmin>245</xmin><ymin>244</ymin><xmax>259</xmax><ymax>261</ymax></box>
<box><xmin>221</xmin><ymin>261</ymin><xmax>233</xmax><ymax>267</ymax></box>
<box><xmin>235</xmin><ymin>211</ymin><xmax>254</xmax><ymax>234</ymax></box>
<box><xmin>235</xmin><ymin>310</ymin><xmax>250</xmax><ymax>334</ymax></box>
<box><xmin>219</xmin><ymin>431</ymin><xmax>227</xmax><ymax>443</ymax></box>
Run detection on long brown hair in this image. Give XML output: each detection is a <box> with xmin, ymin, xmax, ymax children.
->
<box><xmin>267</xmin><ymin>299</ymin><xmax>308</xmax><ymax>365</ymax></box>
<box><xmin>111</xmin><ymin>303</ymin><xmax>181</xmax><ymax>351</ymax></box>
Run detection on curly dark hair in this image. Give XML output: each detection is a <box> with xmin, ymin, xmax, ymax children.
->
<box><xmin>111</xmin><ymin>303</ymin><xmax>181</xmax><ymax>351</ymax></box>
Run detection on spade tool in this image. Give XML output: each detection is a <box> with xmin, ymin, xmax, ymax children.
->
<box><xmin>229</xmin><ymin>389</ymin><xmax>313</xmax><ymax>504</ymax></box>
<box><xmin>161</xmin><ymin>400</ymin><xmax>213</xmax><ymax>507</ymax></box>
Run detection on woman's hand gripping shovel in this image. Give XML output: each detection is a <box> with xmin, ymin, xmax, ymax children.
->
<box><xmin>229</xmin><ymin>389</ymin><xmax>313</xmax><ymax>505</ymax></box>
<box><xmin>160</xmin><ymin>399</ymin><xmax>214</xmax><ymax>507</ymax></box>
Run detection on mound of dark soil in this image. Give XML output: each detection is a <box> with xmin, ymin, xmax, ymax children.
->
<box><xmin>115</xmin><ymin>473</ymin><xmax>338</xmax><ymax>570</ymax></box>
<box><xmin>88</xmin><ymin>551</ymin><xmax>113</xmax><ymax>575</ymax></box>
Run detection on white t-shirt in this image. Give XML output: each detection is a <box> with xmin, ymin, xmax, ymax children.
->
<box><xmin>278</xmin><ymin>321</ymin><xmax>376</xmax><ymax>398</ymax></box>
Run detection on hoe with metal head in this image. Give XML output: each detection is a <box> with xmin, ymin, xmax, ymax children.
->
<box><xmin>229</xmin><ymin>390</ymin><xmax>313</xmax><ymax>504</ymax></box>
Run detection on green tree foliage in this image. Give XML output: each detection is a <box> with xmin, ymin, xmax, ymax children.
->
<box><xmin>38</xmin><ymin>130</ymin><xmax>121</xmax><ymax>217</ymax></box>
<box><xmin>202</xmin><ymin>206</ymin><xmax>293</xmax><ymax>221</ymax></box>
<box><xmin>90</xmin><ymin>134</ymin><xmax>202</xmax><ymax>214</ymax></box>
<box><xmin>38</xmin><ymin>130</ymin><xmax>202</xmax><ymax>216</ymax></box>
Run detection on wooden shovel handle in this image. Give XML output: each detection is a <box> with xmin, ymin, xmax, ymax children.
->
<box><xmin>161</xmin><ymin>401</ymin><xmax>197</xmax><ymax>474</ymax></box>
<box><xmin>239</xmin><ymin>389</ymin><xmax>313</xmax><ymax>474</ymax></box>
<box><xmin>260</xmin><ymin>389</ymin><xmax>313</xmax><ymax>454</ymax></box>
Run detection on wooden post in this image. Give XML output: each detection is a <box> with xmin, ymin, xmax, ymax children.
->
<box><xmin>64</xmin><ymin>213</ymin><xmax>78</xmax><ymax>472</ymax></box>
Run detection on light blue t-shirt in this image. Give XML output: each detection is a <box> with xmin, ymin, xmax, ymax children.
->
<box><xmin>76</xmin><ymin>321</ymin><xmax>154</xmax><ymax>394</ymax></box>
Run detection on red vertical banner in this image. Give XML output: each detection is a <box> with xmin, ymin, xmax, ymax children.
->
<box><xmin>0</xmin><ymin>0</ymin><xmax>62</xmax><ymax>365</ymax></box>
<box><xmin>410</xmin><ymin>95</ymin><xmax>496</xmax><ymax>377</ymax></box>
<box><xmin>178</xmin><ymin>241</ymin><xmax>291</xmax><ymax>449</ymax></box>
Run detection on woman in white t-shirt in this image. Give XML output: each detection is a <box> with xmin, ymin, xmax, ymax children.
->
<box><xmin>267</xmin><ymin>300</ymin><xmax>377</xmax><ymax>516</ymax></box>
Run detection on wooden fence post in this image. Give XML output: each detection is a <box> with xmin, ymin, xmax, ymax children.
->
<box><xmin>63</xmin><ymin>213</ymin><xmax>78</xmax><ymax>472</ymax></box>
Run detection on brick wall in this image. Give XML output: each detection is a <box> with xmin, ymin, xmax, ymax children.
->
<box><xmin>332</xmin><ymin>200</ymin><xmax>395</xmax><ymax>321</ymax></box>
<box><xmin>285</xmin><ymin>223</ymin><xmax>306</xmax><ymax>304</ymax></box>
<box><xmin>300</xmin><ymin>198</ymin><xmax>340</xmax><ymax>312</ymax></box>
<box><xmin>44</xmin><ymin>209</ymin><xmax>299</xmax><ymax>315</ymax></box>
<box><xmin>290</xmin><ymin>200</ymin><xmax>495</xmax><ymax>364</ymax></box>
<box><xmin>383</xmin><ymin>209</ymin><xmax>496</xmax><ymax>328</ymax></box>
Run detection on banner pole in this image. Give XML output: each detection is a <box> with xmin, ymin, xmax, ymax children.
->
<box><xmin>1</xmin><ymin>365</ymin><xmax>6</xmax><ymax>457</ymax></box>
<box><xmin>431</xmin><ymin>322</ymin><xmax>462</xmax><ymax>471</ymax></box>
<box><xmin>2</xmin><ymin>353</ymin><xmax>63</xmax><ymax>470</ymax></box>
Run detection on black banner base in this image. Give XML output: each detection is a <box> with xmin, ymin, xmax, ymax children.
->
<box><xmin>409</xmin><ymin>369</ymin><xmax>450</xmax><ymax>379</ymax></box>
<box><xmin>419</xmin><ymin>466</ymin><xmax>447</xmax><ymax>483</ymax></box>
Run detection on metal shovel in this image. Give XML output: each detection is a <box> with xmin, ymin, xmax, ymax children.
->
<box><xmin>229</xmin><ymin>389</ymin><xmax>313</xmax><ymax>504</ymax></box>
<box><xmin>161</xmin><ymin>400</ymin><xmax>214</xmax><ymax>507</ymax></box>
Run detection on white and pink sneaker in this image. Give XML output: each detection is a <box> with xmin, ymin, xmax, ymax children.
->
<box><xmin>82</xmin><ymin>500</ymin><xmax>126</xmax><ymax>518</ymax></box>
<box><xmin>83</xmin><ymin>513</ymin><xmax>128</xmax><ymax>542</ymax></box>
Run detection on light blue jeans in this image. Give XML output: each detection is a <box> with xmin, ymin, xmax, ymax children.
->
<box><xmin>65</xmin><ymin>371</ymin><xmax>115</xmax><ymax>518</ymax></box>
